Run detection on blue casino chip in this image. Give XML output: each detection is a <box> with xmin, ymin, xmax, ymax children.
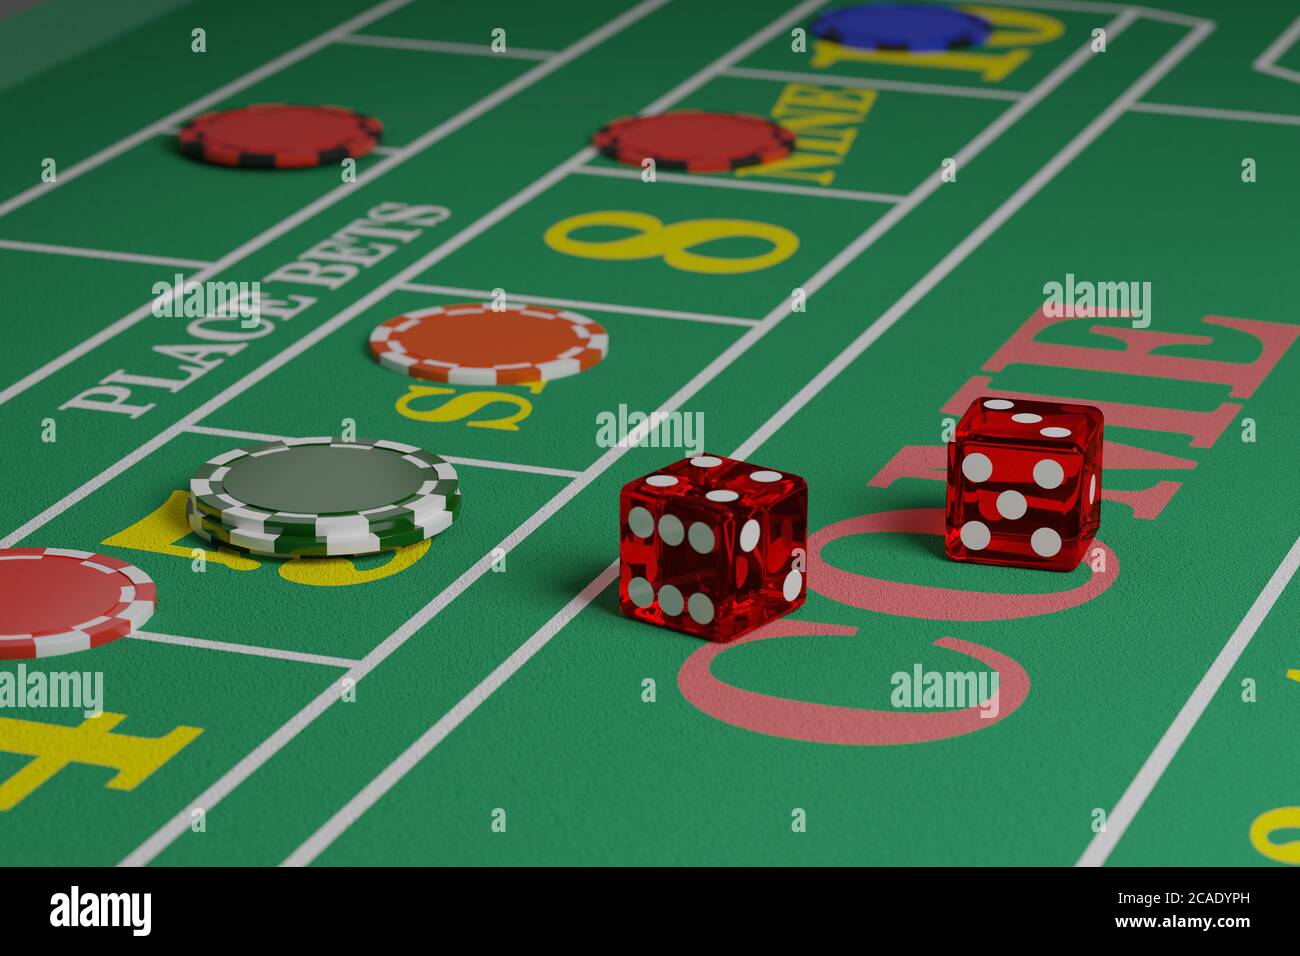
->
<box><xmin>810</xmin><ymin>3</ymin><xmax>994</xmax><ymax>51</ymax></box>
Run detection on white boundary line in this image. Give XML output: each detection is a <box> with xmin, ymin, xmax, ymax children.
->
<box><xmin>979</xmin><ymin>0</ymin><xmax>1210</xmax><ymax>28</ymax></box>
<box><xmin>284</xmin><ymin>10</ymin><xmax>1225</xmax><ymax>867</ymax></box>
<box><xmin>1130</xmin><ymin>100</ymin><xmax>1300</xmax><ymax>127</ymax></box>
<box><xmin>122</xmin><ymin>0</ymin><xmax>832</xmax><ymax>868</ymax></box>
<box><xmin>438</xmin><ymin>456</ymin><xmax>580</xmax><ymax>480</ymax></box>
<box><xmin>572</xmin><ymin>164</ymin><xmax>906</xmax><ymax>203</ymax></box>
<box><xmin>0</xmin><ymin>239</ymin><xmax>209</xmax><ymax>269</ymax></box>
<box><xmin>1254</xmin><ymin>13</ymin><xmax>1300</xmax><ymax>85</ymax></box>
<box><xmin>282</xmin><ymin>563</ymin><xmax>622</xmax><ymax>868</ymax></box>
<box><xmin>184</xmin><ymin>424</ymin><xmax>326</xmax><ymax>444</ymax></box>
<box><xmin>183</xmin><ymin>425</ymin><xmax>581</xmax><ymax>478</ymax></box>
<box><xmin>0</xmin><ymin>0</ymin><xmax>671</xmax><ymax>409</ymax></box>
<box><xmin>723</xmin><ymin>65</ymin><xmax>1025</xmax><ymax>100</ymax></box>
<box><xmin>0</xmin><ymin>0</ymin><xmax>412</xmax><ymax>222</ymax></box>
<box><xmin>397</xmin><ymin>281</ymin><xmax>759</xmax><ymax>327</ymax></box>
<box><xmin>1077</xmin><ymin>535</ymin><xmax>1300</xmax><ymax>867</ymax></box>
<box><xmin>336</xmin><ymin>33</ymin><xmax>555</xmax><ymax>61</ymax></box>
<box><xmin>4</xmin><ymin>1</ymin><xmax>674</xmax><ymax>550</ymax></box>
<box><xmin>130</xmin><ymin>631</ymin><xmax>359</xmax><ymax>669</ymax></box>
<box><xmin>737</xmin><ymin>18</ymin><xmax>1205</xmax><ymax>458</ymax></box>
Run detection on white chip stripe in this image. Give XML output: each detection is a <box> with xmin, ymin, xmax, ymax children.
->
<box><xmin>188</xmin><ymin>505</ymin><xmax>453</xmax><ymax>557</ymax></box>
<box><xmin>0</xmin><ymin>547</ymin><xmax>157</xmax><ymax>656</ymax></box>
<box><xmin>210</xmin><ymin>485</ymin><xmax>461</xmax><ymax>535</ymax></box>
<box><xmin>371</xmin><ymin>302</ymin><xmax>608</xmax><ymax>385</ymax></box>
<box><xmin>189</xmin><ymin>496</ymin><xmax>452</xmax><ymax>545</ymax></box>
<box><xmin>122</xmin><ymin>563</ymin><xmax>154</xmax><ymax>585</ymax></box>
<box><xmin>120</xmin><ymin>597</ymin><xmax>156</xmax><ymax>627</ymax></box>
<box><xmin>192</xmin><ymin>437</ymin><xmax>459</xmax><ymax>534</ymax></box>
<box><xmin>3</xmin><ymin>633</ymin><xmax>94</xmax><ymax>657</ymax></box>
<box><xmin>199</xmin><ymin>491</ymin><xmax>459</xmax><ymax>534</ymax></box>
<box><xmin>207</xmin><ymin>446</ymin><xmax>250</xmax><ymax>466</ymax></box>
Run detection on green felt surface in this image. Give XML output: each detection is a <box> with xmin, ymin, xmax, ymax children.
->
<box><xmin>0</xmin><ymin>0</ymin><xmax>1297</xmax><ymax>866</ymax></box>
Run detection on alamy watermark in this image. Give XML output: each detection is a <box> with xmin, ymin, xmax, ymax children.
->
<box><xmin>891</xmin><ymin>664</ymin><xmax>1001</xmax><ymax>719</ymax></box>
<box><xmin>1043</xmin><ymin>272</ymin><xmax>1151</xmax><ymax>328</ymax></box>
<box><xmin>152</xmin><ymin>273</ymin><xmax>261</xmax><ymax>327</ymax></box>
<box><xmin>595</xmin><ymin>404</ymin><xmax>704</xmax><ymax>455</ymax></box>
<box><xmin>0</xmin><ymin>664</ymin><xmax>103</xmax><ymax>717</ymax></box>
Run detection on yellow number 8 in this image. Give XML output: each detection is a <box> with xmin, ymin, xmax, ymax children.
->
<box><xmin>544</xmin><ymin>210</ymin><xmax>798</xmax><ymax>275</ymax></box>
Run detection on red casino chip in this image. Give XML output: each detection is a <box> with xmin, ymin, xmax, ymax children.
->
<box><xmin>178</xmin><ymin>103</ymin><xmax>383</xmax><ymax>169</ymax></box>
<box><xmin>0</xmin><ymin>548</ymin><xmax>157</xmax><ymax>659</ymax></box>
<box><xmin>369</xmin><ymin>302</ymin><xmax>610</xmax><ymax>385</ymax></box>
<box><xmin>592</xmin><ymin>110</ymin><xmax>797</xmax><ymax>173</ymax></box>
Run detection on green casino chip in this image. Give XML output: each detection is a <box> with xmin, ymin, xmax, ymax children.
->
<box><xmin>185</xmin><ymin>495</ymin><xmax>451</xmax><ymax>558</ymax></box>
<box><xmin>190</xmin><ymin>437</ymin><xmax>461</xmax><ymax>539</ymax></box>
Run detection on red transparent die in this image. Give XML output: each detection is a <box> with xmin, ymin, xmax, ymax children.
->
<box><xmin>619</xmin><ymin>453</ymin><xmax>807</xmax><ymax>641</ymax></box>
<box><xmin>945</xmin><ymin>397</ymin><xmax>1103</xmax><ymax>571</ymax></box>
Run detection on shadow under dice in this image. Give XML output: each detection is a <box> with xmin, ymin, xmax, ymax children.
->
<box><xmin>945</xmin><ymin>396</ymin><xmax>1103</xmax><ymax>572</ymax></box>
<box><xmin>619</xmin><ymin>454</ymin><xmax>807</xmax><ymax>641</ymax></box>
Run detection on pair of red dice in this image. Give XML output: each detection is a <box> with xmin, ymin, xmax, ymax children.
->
<box><xmin>618</xmin><ymin>397</ymin><xmax>1103</xmax><ymax>642</ymax></box>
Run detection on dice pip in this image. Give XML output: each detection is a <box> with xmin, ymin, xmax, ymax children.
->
<box><xmin>946</xmin><ymin>397</ymin><xmax>1103</xmax><ymax>571</ymax></box>
<box><xmin>619</xmin><ymin>454</ymin><xmax>807</xmax><ymax>641</ymax></box>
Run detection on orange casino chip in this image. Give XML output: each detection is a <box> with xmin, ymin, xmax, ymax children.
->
<box><xmin>368</xmin><ymin>302</ymin><xmax>610</xmax><ymax>385</ymax></box>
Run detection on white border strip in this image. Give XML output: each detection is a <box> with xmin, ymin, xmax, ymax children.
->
<box><xmin>183</xmin><ymin>425</ymin><xmax>581</xmax><ymax>478</ymax></box>
<box><xmin>724</xmin><ymin>65</ymin><xmax>1025</xmax><ymax>100</ymax></box>
<box><xmin>737</xmin><ymin>15</ymin><xmax>1204</xmax><ymax>457</ymax></box>
<box><xmin>0</xmin><ymin>0</ymin><xmax>413</xmax><ymax>221</ymax></box>
<box><xmin>397</xmin><ymin>282</ymin><xmax>759</xmax><ymax>327</ymax></box>
<box><xmin>336</xmin><ymin>33</ymin><xmax>555</xmax><ymax>61</ymax></box>
<box><xmin>1077</xmin><ymin>534</ymin><xmax>1300</xmax><ymax>866</ymax></box>
<box><xmin>0</xmin><ymin>0</ymin><xmax>671</xmax><ymax>409</ymax></box>
<box><xmin>288</xmin><ymin>10</ymin><xmax>1239</xmax><ymax>868</ymax></box>
<box><xmin>0</xmin><ymin>239</ymin><xmax>209</xmax><ymax>269</ymax></box>
<box><xmin>978</xmin><ymin>0</ymin><xmax>1211</xmax><ymax>28</ymax></box>
<box><xmin>126</xmin><ymin>0</ymin><xmax>1062</xmax><ymax>868</ymax></box>
<box><xmin>280</xmin><ymin>563</ymin><xmax>622</xmax><ymax>866</ymax></box>
<box><xmin>131</xmin><ymin>630</ymin><xmax>360</xmax><ymax>669</ymax></box>
<box><xmin>1130</xmin><ymin>100</ymin><xmax>1300</xmax><ymax>127</ymax></box>
<box><xmin>573</xmin><ymin>164</ymin><xmax>906</xmax><ymax>203</ymax></box>
<box><xmin>1254</xmin><ymin>14</ymin><xmax>1300</xmax><ymax>84</ymax></box>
